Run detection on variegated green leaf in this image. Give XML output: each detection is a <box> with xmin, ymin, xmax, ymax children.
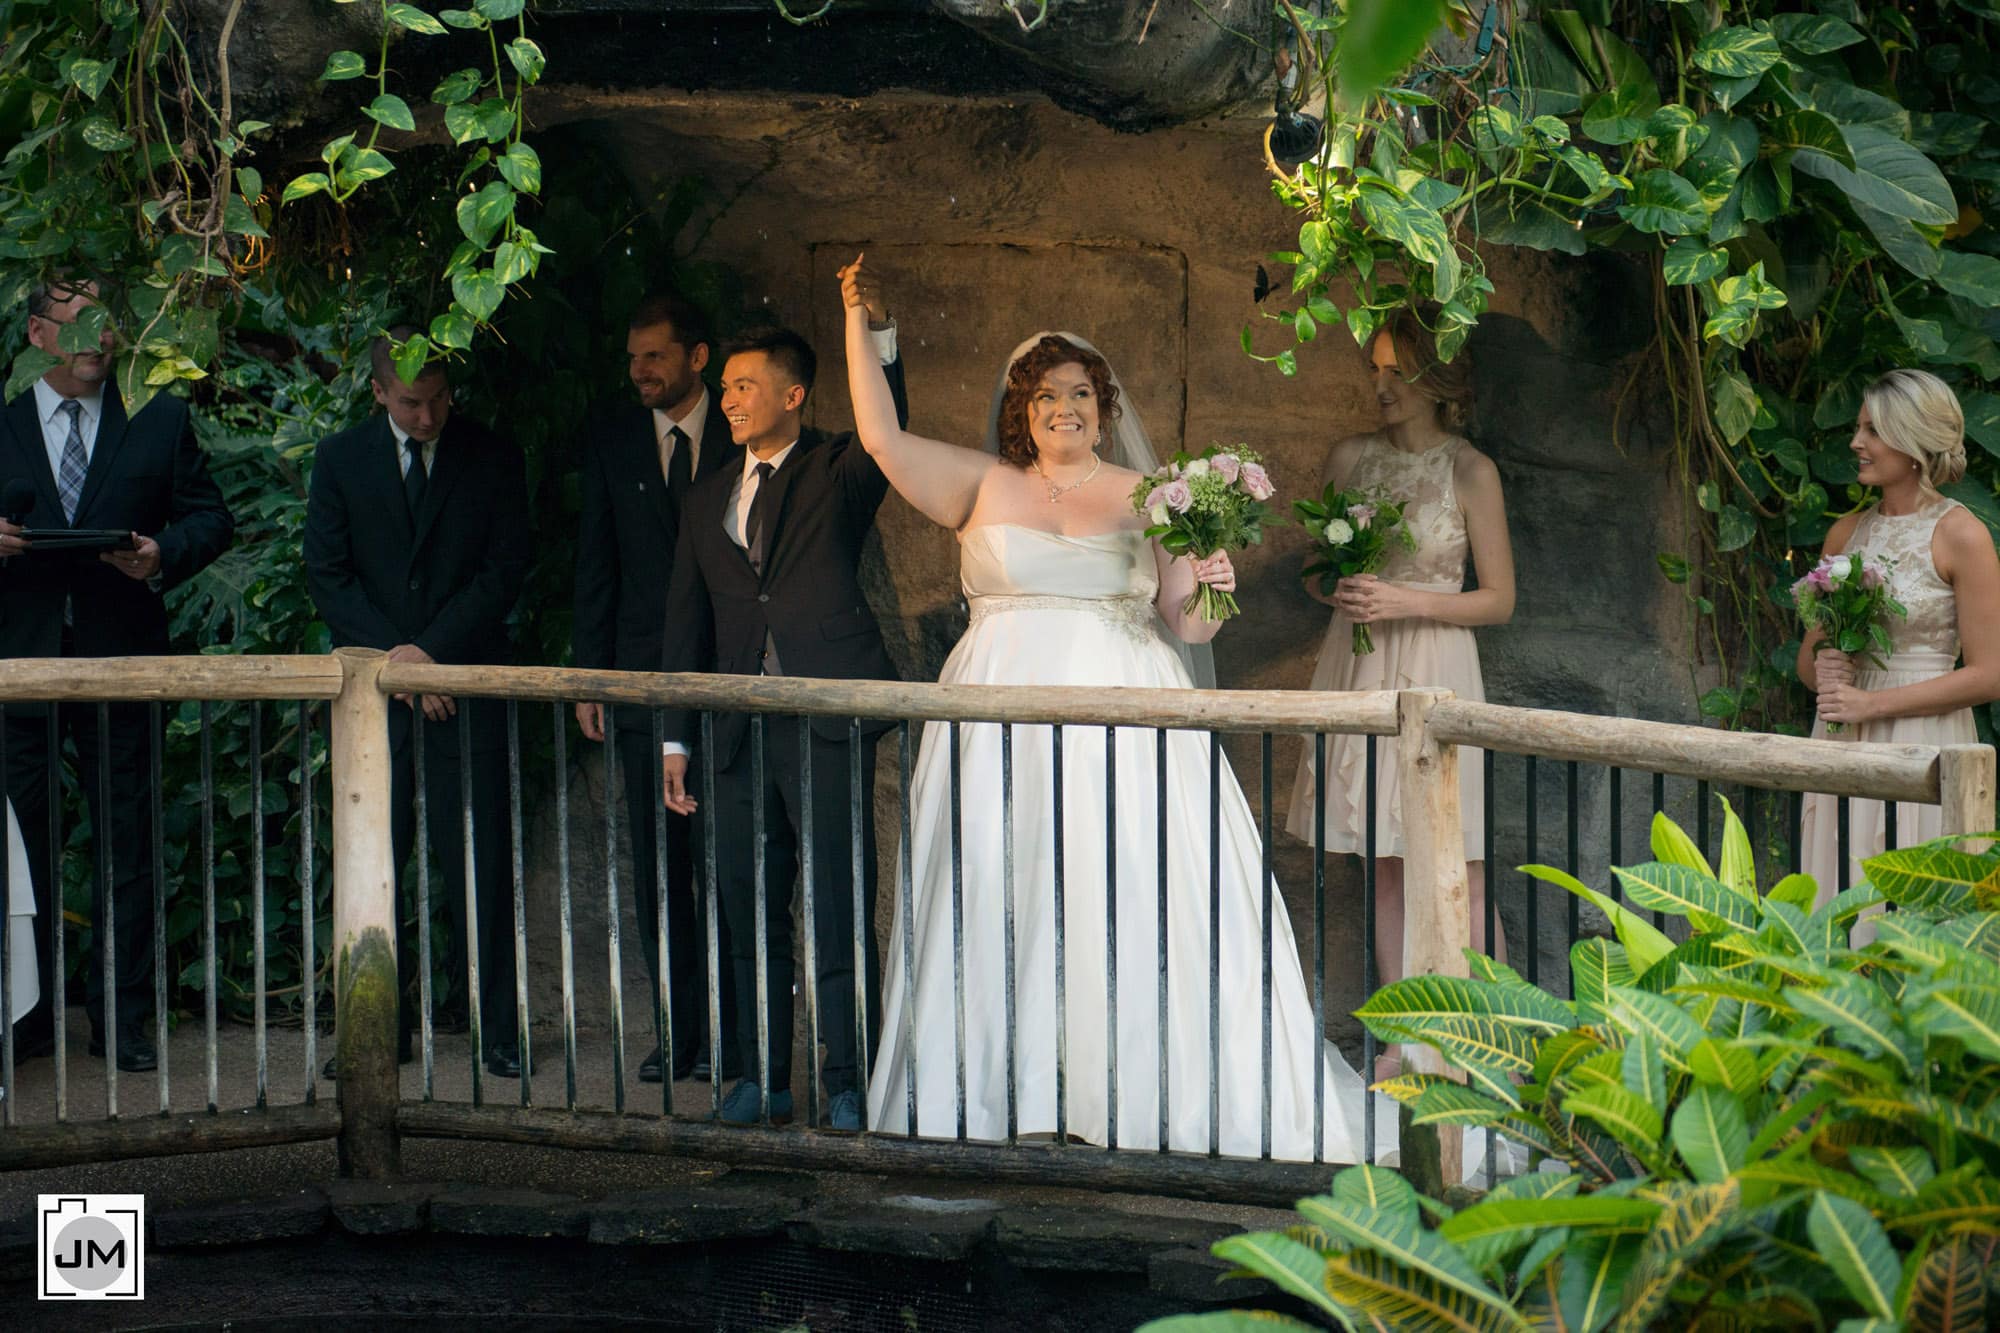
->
<box><xmin>1650</xmin><ymin>812</ymin><xmax>1716</xmax><ymax>876</ymax></box>
<box><xmin>1136</xmin><ymin>1313</ymin><xmax>1326</xmax><ymax>1332</ymax></box>
<box><xmin>1297</xmin><ymin>1196</ymin><xmax>1520</xmax><ymax>1323</ymax></box>
<box><xmin>1807</xmin><ymin>1192</ymin><xmax>1898</xmax><ymax>1318</ymax></box>
<box><xmin>1908</xmin><ymin>979</ymin><xmax>2000</xmax><ymax>1061</ymax></box>
<box><xmin>1766</xmin><ymin>871</ymin><xmax>1819</xmax><ymax>913</ymax></box>
<box><xmin>1847</xmin><ymin>1145</ymin><xmax>1934</xmax><ymax>1199</ymax></box>
<box><xmin>1611</xmin><ymin>1181</ymin><xmax>1741</xmax><ymax>1332</ymax></box>
<box><xmin>1564</xmin><ymin>1083</ymin><xmax>1664</xmax><ymax>1156</ymax></box>
<box><xmin>1440</xmin><ymin>1197</ymin><xmax>1658</xmax><ymax>1248</ymax></box>
<box><xmin>1559</xmin><ymin>1233</ymin><xmax>1639</xmax><ymax>1333</ymax></box>
<box><xmin>1209</xmin><ymin>1233</ymin><xmax>1355</xmax><ymax>1325</ymax></box>
<box><xmin>1329</xmin><ymin>1165</ymin><xmax>1422</xmax><ymax>1225</ymax></box>
<box><xmin>1375</xmin><ymin>1072</ymin><xmax>1453</xmax><ymax>1105</ymax></box>
<box><xmin>1716</xmin><ymin>794</ymin><xmax>1757</xmax><ymax>895</ymax></box>
<box><xmin>1606</xmin><ymin>985</ymin><xmax>1706</xmax><ymax>1063</ymax></box>
<box><xmin>1532</xmin><ymin>1029</ymin><xmax>1606</xmax><ymax>1088</ymax></box>
<box><xmin>1614</xmin><ymin>862</ymin><xmax>1761</xmax><ymax>930</ymax></box>
<box><xmin>1784</xmin><ymin>975</ymin><xmax>1917</xmax><ymax>1073</ymax></box>
<box><xmin>1936</xmin><ymin>911</ymin><xmax>2000</xmax><ymax>964</ymax></box>
<box><xmin>1903</xmin><ymin>1233</ymin><xmax>1988</xmax><ymax>1333</ymax></box>
<box><xmin>1322</xmin><ymin>1247</ymin><xmax>1530</xmax><ymax>1333</ymax></box>
<box><xmin>1411</xmin><ymin>1081</ymin><xmax>1517</xmax><ymax>1127</ymax></box>
<box><xmin>1686</xmin><ymin>1037</ymin><xmax>1762</xmax><ymax>1098</ymax></box>
<box><xmin>1737</xmin><ymin>1158</ymin><xmax>1895</xmax><ymax>1209</ymax></box>
<box><xmin>1672</xmin><ymin>1084</ymin><xmax>1749</xmax><ymax>1183</ymax></box>
<box><xmin>1522</xmin><ymin>863</ymin><xmax>1675</xmax><ymax>974</ymax></box>
<box><xmin>1806</xmin><ymin>885</ymin><xmax>1889</xmax><ymax>948</ymax></box>
<box><xmin>1887</xmin><ymin>1173</ymin><xmax>2000</xmax><ymax>1232</ymax></box>
<box><xmin>1862</xmin><ymin>843</ymin><xmax>2000</xmax><ymax>913</ymax></box>
<box><xmin>1355</xmin><ymin>973</ymin><xmax>1574</xmax><ymax>1034</ymax></box>
<box><xmin>1620</xmin><ymin>1031</ymin><xmax>1666</xmax><ymax>1106</ymax></box>
<box><xmin>1571</xmin><ymin>937</ymin><xmax>1630</xmax><ymax>1021</ymax></box>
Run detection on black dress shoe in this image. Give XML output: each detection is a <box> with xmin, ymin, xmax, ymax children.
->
<box><xmin>638</xmin><ymin>1045</ymin><xmax>665</xmax><ymax>1084</ymax></box>
<box><xmin>485</xmin><ymin>1044</ymin><xmax>534</xmax><ymax>1078</ymax></box>
<box><xmin>689</xmin><ymin>1051</ymin><xmax>742</xmax><ymax>1083</ymax></box>
<box><xmin>8</xmin><ymin>1031</ymin><xmax>55</xmax><ymax>1062</ymax></box>
<box><xmin>87</xmin><ymin>1034</ymin><xmax>157</xmax><ymax>1073</ymax></box>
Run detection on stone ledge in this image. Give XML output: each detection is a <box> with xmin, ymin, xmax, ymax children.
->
<box><xmin>992</xmin><ymin>1203</ymin><xmax>1237</xmax><ymax>1272</ymax></box>
<box><xmin>153</xmin><ymin>1189</ymin><xmax>330</xmax><ymax>1248</ymax></box>
<box><xmin>790</xmin><ymin>1194</ymin><xmax>999</xmax><ymax>1262</ymax></box>
<box><xmin>587</xmin><ymin>1181</ymin><xmax>806</xmax><ymax>1246</ymax></box>
<box><xmin>328</xmin><ymin>1179</ymin><xmax>444</xmax><ymax>1236</ymax></box>
<box><xmin>429</xmin><ymin>1186</ymin><xmax>590</xmax><ymax>1239</ymax></box>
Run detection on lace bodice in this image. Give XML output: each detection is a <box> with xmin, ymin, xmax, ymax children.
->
<box><xmin>1344</xmin><ymin>435</ymin><xmax>1469</xmax><ymax>588</ymax></box>
<box><xmin>1845</xmin><ymin>497</ymin><xmax>1962</xmax><ymax>660</ymax></box>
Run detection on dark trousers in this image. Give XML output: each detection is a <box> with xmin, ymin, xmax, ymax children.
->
<box><xmin>605</xmin><ymin>708</ymin><xmax>727</xmax><ymax>1066</ymax></box>
<box><xmin>3</xmin><ymin>703</ymin><xmax>159</xmax><ymax>1043</ymax></box>
<box><xmin>389</xmin><ymin>699</ymin><xmax>517</xmax><ymax>1055</ymax></box>
<box><xmin>712</xmin><ymin>719</ymin><xmax>879</xmax><ymax>1097</ymax></box>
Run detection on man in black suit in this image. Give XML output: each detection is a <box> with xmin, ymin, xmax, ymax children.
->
<box><xmin>304</xmin><ymin>332</ymin><xmax>532</xmax><ymax>1078</ymax></box>
<box><xmin>0</xmin><ymin>278</ymin><xmax>234</xmax><ymax>1072</ymax></box>
<box><xmin>659</xmin><ymin>262</ymin><xmax>906</xmax><ymax>1130</ymax></box>
<box><xmin>572</xmin><ymin>290</ymin><xmax>735</xmax><ymax>1084</ymax></box>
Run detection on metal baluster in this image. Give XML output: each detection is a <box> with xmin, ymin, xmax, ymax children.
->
<box><xmin>605</xmin><ymin>707</ymin><xmax>627</xmax><ymax>1111</ymax></box>
<box><xmin>1696</xmin><ymin>779</ymin><xmax>1711</xmax><ymax>866</ymax></box>
<box><xmin>1259</xmin><ymin>732</ymin><xmax>1274</xmax><ymax>1161</ymax></box>
<box><xmin>462</xmin><ymin>712</ymin><xmax>482</xmax><ymax>1104</ymax></box>
<box><xmin>1053</xmin><ymin>723</ymin><xmax>1068</xmax><ymax>1144</ymax></box>
<box><xmin>1207</xmin><ymin>730</ymin><xmax>1221</xmax><ymax>1158</ymax></box>
<box><xmin>800</xmin><ymin>715</ymin><xmax>818</xmax><ymax>1131</ymax></box>
<box><xmin>200</xmin><ymin>702</ymin><xmax>216</xmax><ymax>1113</ymax></box>
<box><xmin>1524</xmin><ymin>754</ymin><xmax>1538</xmax><ymax>988</ymax></box>
<box><xmin>1311</xmin><ymin>732</ymin><xmax>1326</xmax><ymax>1165</ymax></box>
<box><xmin>1837</xmin><ymin>797</ymin><xmax>1852</xmax><ymax>893</ymax></box>
<box><xmin>1104</xmin><ymin>724</ymin><xmax>1117</xmax><ymax>1151</ymax></box>
<box><xmin>899</xmin><ymin>719</ymin><xmax>918</xmax><ymax>1137</ymax></box>
<box><xmin>554</xmin><ymin>704</ymin><xmax>578</xmax><ymax>1109</ymax></box>
<box><xmin>653</xmin><ymin>709</ymin><xmax>674</xmax><ymax>1119</ymax></box>
<box><xmin>0</xmin><ymin>708</ymin><xmax>12</xmax><ymax>1123</ymax></box>
<box><xmin>47</xmin><ymin>708</ymin><xmax>66</xmax><ymax>1121</ymax></box>
<box><xmin>750</xmin><ymin>713</ymin><xmax>769</xmax><ymax>1123</ymax></box>
<box><xmin>1156</xmin><ymin>727</ymin><xmax>1169</xmax><ymax>1155</ymax></box>
<box><xmin>1885</xmin><ymin>797</ymin><xmax>1900</xmax><ymax>852</ymax></box>
<box><xmin>703</xmin><ymin>713</ymin><xmax>723</xmax><ymax>1118</ymax></box>
<box><xmin>508</xmin><ymin>702</ymin><xmax>530</xmax><ymax>1108</ymax></box>
<box><xmin>1483</xmin><ymin>745</ymin><xmax>1495</xmax><ymax>962</ymax></box>
<box><xmin>1003</xmin><ymin>723</ymin><xmax>1019</xmax><ymax>1146</ymax></box>
<box><xmin>1364</xmin><ymin>735</ymin><xmax>1379</xmax><ymax>1165</ymax></box>
<box><xmin>416</xmin><ymin>720</ymin><xmax>434</xmax><ymax>1098</ymax></box>
<box><xmin>299</xmin><ymin>702</ymin><xmax>316</xmax><ymax>1108</ymax></box>
<box><xmin>153</xmin><ymin>703</ymin><xmax>169</xmax><ymax>1113</ymax></box>
<box><xmin>849</xmin><ymin>719</ymin><xmax>868</xmax><ymax>1106</ymax></box>
<box><xmin>98</xmin><ymin>703</ymin><xmax>116</xmax><ymax>1118</ymax></box>
<box><xmin>1788</xmin><ymin>790</ymin><xmax>1804</xmax><ymax>876</ymax></box>
<box><xmin>251</xmin><ymin>703</ymin><xmax>267</xmax><ymax>1109</ymax></box>
<box><xmin>1651</xmin><ymin>771</ymin><xmax>1668</xmax><ymax>927</ymax></box>
<box><xmin>1565</xmin><ymin>760</ymin><xmax>1579</xmax><ymax>995</ymax></box>
<box><xmin>1608</xmin><ymin>767</ymin><xmax>1622</xmax><ymax>898</ymax></box>
<box><xmin>953</xmin><ymin>722</ymin><xmax>968</xmax><ymax>1143</ymax></box>
<box><xmin>1744</xmin><ymin>783</ymin><xmax>1761</xmax><ymax>880</ymax></box>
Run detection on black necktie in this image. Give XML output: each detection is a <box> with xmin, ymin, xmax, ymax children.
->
<box><xmin>746</xmin><ymin>461</ymin><xmax>775</xmax><ymax>575</ymax></box>
<box><xmin>667</xmin><ymin>425</ymin><xmax>693</xmax><ymax>505</ymax></box>
<box><xmin>404</xmin><ymin>441</ymin><xmax>429</xmax><ymax>527</ymax></box>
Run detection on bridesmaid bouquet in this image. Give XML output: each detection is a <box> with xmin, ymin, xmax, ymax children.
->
<box><xmin>1295</xmin><ymin>483</ymin><xmax>1418</xmax><ymax>655</ymax></box>
<box><xmin>1792</xmin><ymin>551</ymin><xmax>1905</xmax><ymax>734</ymax></box>
<box><xmin>1130</xmin><ymin>443</ymin><xmax>1278</xmax><ymax>623</ymax></box>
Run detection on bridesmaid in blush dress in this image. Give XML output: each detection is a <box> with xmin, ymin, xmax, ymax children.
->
<box><xmin>1286</xmin><ymin>307</ymin><xmax>1513</xmax><ymax>1072</ymax></box>
<box><xmin>1798</xmin><ymin>370</ymin><xmax>2000</xmax><ymax>934</ymax></box>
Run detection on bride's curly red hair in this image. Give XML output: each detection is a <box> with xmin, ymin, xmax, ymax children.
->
<box><xmin>995</xmin><ymin>335</ymin><xmax>1123</xmax><ymax>468</ymax></box>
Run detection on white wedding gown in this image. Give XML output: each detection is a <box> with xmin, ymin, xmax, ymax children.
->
<box><xmin>867</xmin><ymin>524</ymin><xmax>1391</xmax><ymax>1161</ymax></box>
<box><xmin>5</xmin><ymin>799</ymin><xmax>39</xmax><ymax>1033</ymax></box>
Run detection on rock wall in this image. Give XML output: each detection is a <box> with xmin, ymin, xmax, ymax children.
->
<box><xmin>513</xmin><ymin>86</ymin><xmax>1704</xmax><ymax>1048</ymax></box>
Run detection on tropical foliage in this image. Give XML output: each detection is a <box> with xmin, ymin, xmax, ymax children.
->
<box><xmin>1257</xmin><ymin>0</ymin><xmax>2000</xmax><ymax>738</ymax></box>
<box><xmin>1144</xmin><ymin>805</ymin><xmax>2000</xmax><ymax>1330</ymax></box>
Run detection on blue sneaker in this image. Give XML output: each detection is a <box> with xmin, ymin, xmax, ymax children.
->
<box><xmin>828</xmin><ymin>1089</ymin><xmax>863</xmax><ymax>1131</ymax></box>
<box><xmin>719</xmin><ymin>1079</ymin><xmax>794</xmax><ymax>1126</ymax></box>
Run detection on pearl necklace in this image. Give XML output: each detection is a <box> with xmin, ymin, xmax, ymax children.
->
<box><xmin>1034</xmin><ymin>453</ymin><xmax>1101</xmax><ymax>503</ymax></box>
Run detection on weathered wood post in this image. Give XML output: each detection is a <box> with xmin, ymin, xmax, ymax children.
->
<box><xmin>1939</xmin><ymin>743</ymin><xmax>1997</xmax><ymax>853</ymax></box>
<box><xmin>330</xmin><ymin>647</ymin><xmax>400</xmax><ymax>1178</ymax></box>
<box><xmin>1395</xmin><ymin>688</ymin><xmax>1470</xmax><ymax>1194</ymax></box>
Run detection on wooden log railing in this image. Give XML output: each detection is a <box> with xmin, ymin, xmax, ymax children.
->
<box><xmin>0</xmin><ymin>649</ymin><xmax>1992</xmax><ymax>1202</ymax></box>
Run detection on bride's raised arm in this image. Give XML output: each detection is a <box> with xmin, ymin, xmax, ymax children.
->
<box><xmin>841</xmin><ymin>256</ymin><xmax>995</xmax><ymax>531</ymax></box>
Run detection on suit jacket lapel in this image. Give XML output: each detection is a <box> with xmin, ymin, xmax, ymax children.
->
<box><xmin>755</xmin><ymin>431</ymin><xmax>818</xmax><ymax>585</ymax></box>
<box><xmin>410</xmin><ymin>420</ymin><xmax>465</xmax><ymax>551</ymax></box>
<box><xmin>696</xmin><ymin>397</ymin><xmax>735</xmax><ymax>484</ymax></box>
<box><xmin>632</xmin><ymin>408</ymin><xmax>674</xmax><ymax>533</ymax></box>
<box><xmin>71</xmin><ymin>387</ymin><xmax>128</xmax><ymax>523</ymax></box>
<box><xmin>1</xmin><ymin>392</ymin><xmax>62</xmax><ymax>521</ymax></box>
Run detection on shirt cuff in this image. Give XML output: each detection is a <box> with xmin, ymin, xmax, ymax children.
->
<box><xmin>868</xmin><ymin>320</ymin><xmax>898</xmax><ymax>365</ymax></box>
<box><xmin>661</xmin><ymin>741</ymin><xmax>690</xmax><ymax>759</ymax></box>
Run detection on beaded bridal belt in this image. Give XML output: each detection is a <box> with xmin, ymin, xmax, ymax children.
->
<box><xmin>967</xmin><ymin>593</ymin><xmax>1156</xmax><ymax>644</ymax></box>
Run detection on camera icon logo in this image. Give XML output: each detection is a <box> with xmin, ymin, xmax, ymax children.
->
<box><xmin>38</xmin><ymin>1194</ymin><xmax>144</xmax><ymax>1300</ymax></box>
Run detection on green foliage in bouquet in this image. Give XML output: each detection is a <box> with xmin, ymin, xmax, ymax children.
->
<box><xmin>1144</xmin><ymin>800</ymin><xmax>2000</xmax><ymax>1332</ymax></box>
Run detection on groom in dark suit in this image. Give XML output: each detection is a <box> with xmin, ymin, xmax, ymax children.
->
<box><xmin>659</xmin><ymin>260</ymin><xmax>906</xmax><ymax>1129</ymax></box>
<box><xmin>304</xmin><ymin>331</ymin><xmax>532</xmax><ymax>1078</ymax></box>
<box><xmin>0</xmin><ymin>278</ymin><xmax>234</xmax><ymax>1072</ymax></box>
<box><xmin>572</xmin><ymin>289</ymin><xmax>735</xmax><ymax>1083</ymax></box>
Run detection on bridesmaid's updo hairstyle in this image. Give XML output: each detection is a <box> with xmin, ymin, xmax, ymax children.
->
<box><xmin>1864</xmin><ymin>368</ymin><xmax>1967</xmax><ymax>490</ymax></box>
<box><xmin>996</xmin><ymin>335</ymin><xmax>1122</xmax><ymax>468</ymax></box>
<box><xmin>1370</xmin><ymin>305</ymin><xmax>1474</xmax><ymax>432</ymax></box>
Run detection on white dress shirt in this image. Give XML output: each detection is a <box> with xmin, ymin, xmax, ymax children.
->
<box><xmin>33</xmin><ymin>378</ymin><xmax>105</xmax><ymax>479</ymax></box>
<box><xmin>388</xmin><ymin>419</ymin><xmax>438</xmax><ymax>478</ymax></box>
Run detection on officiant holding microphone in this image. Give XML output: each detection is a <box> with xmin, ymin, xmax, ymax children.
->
<box><xmin>0</xmin><ymin>277</ymin><xmax>235</xmax><ymax>1073</ymax></box>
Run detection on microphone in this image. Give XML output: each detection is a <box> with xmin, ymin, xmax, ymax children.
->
<box><xmin>2</xmin><ymin>479</ymin><xmax>34</xmax><ymax>525</ymax></box>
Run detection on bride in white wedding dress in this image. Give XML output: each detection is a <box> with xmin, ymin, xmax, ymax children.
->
<box><xmin>838</xmin><ymin>261</ymin><xmax>1389</xmax><ymax>1163</ymax></box>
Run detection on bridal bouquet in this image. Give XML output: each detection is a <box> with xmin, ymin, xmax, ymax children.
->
<box><xmin>1130</xmin><ymin>443</ymin><xmax>1278</xmax><ymax>623</ymax></box>
<box><xmin>1792</xmin><ymin>551</ymin><xmax>1905</xmax><ymax>734</ymax></box>
<box><xmin>1295</xmin><ymin>484</ymin><xmax>1417</xmax><ymax>655</ymax></box>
